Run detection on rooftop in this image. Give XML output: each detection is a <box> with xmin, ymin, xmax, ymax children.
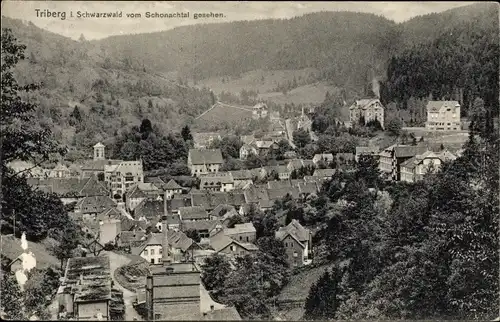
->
<box><xmin>64</xmin><ymin>256</ymin><xmax>112</xmax><ymax>303</ymax></box>
<box><xmin>224</xmin><ymin>223</ymin><xmax>256</xmax><ymax>236</ymax></box>
<box><xmin>189</xmin><ymin>149</ymin><xmax>223</xmax><ymax>165</ymax></box>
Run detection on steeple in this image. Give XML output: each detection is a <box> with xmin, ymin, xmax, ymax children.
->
<box><xmin>162</xmin><ymin>193</ymin><xmax>171</xmax><ymax>265</ymax></box>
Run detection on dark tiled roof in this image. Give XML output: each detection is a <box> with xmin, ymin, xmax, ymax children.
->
<box><xmin>81</xmin><ymin>159</ymin><xmax>122</xmax><ymax>171</ymax></box>
<box><xmin>189</xmin><ymin>149</ymin><xmax>223</xmax><ymax>165</ymax></box>
<box><xmin>267</xmin><ymin>180</ymin><xmax>292</xmax><ymax>189</ymax></box>
<box><xmin>164</xmin><ymin>179</ymin><xmax>182</xmax><ymax>190</ymax></box>
<box><xmin>179</xmin><ymin>206</ymin><xmax>210</xmax><ymax>220</ymax></box>
<box><xmin>210</xmin><ymin>204</ymin><xmax>236</xmax><ymax>218</ymax></box>
<box><xmin>27</xmin><ymin>176</ymin><xmax>108</xmax><ymax>197</ymax></box>
<box><xmin>228</xmin><ymin>170</ymin><xmax>252</xmax><ymax>180</ymax></box>
<box><xmin>182</xmin><ymin>220</ymin><xmax>222</xmax><ymax>233</ymax></box>
<box><xmin>134</xmin><ymin>199</ymin><xmax>164</xmax><ymax>220</ymax></box>
<box><xmin>275</xmin><ymin>219</ymin><xmax>310</xmax><ymax>243</ymax></box>
<box><xmin>191</xmin><ymin>192</ymin><xmax>245</xmax><ymax>210</ymax></box>
<box><xmin>313</xmin><ymin>169</ymin><xmax>336</xmax><ymax>178</ymax></box>
<box><xmin>426</xmin><ymin>100</ymin><xmax>460</xmax><ymax>112</ymax></box>
<box><xmin>394</xmin><ymin>146</ymin><xmax>428</xmax><ymax>158</ymax></box>
<box><xmin>65</xmin><ymin>256</ymin><xmax>112</xmax><ymax>302</ymax></box>
<box><xmin>267</xmin><ymin>187</ymin><xmax>300</xmax><ymax>200</ymax></box>
<box><xmin>76</xmin><ymin>196</ymin><xmax>116</xmax><ymax>214</ymax></box>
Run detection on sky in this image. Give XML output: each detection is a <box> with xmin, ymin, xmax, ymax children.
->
<box><xmin>1</xmin><ymin>1</ymin><xmax>479</xmax><ymax>40</ymax></box>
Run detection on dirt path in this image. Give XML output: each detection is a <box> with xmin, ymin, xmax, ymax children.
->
<box><xmin>104</xmin><ymin>251</ymin><xmax>143</xmax><ymax>321</ymax></box>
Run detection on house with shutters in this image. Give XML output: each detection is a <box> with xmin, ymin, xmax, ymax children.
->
<box><xmin>275</xmin><ymin>220</ymin><xmax>312</xmax><ymax>267</ymax></box>
<box><xmin>199</xmin><ymin>174</ymin><xmax>235</xmax><ymax>192</ymax></box>
<box><xmin>188</xmin><ymin>149</ymin><xmax>224</xmax><ymax>176</ymax></box>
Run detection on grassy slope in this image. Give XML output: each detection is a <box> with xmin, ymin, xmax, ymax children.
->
<box><xmin>1</xmin><ymin>234</ymin><xmax>60</xmax><ymax>269</ymax></box>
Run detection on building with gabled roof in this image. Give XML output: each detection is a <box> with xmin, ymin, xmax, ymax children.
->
<box><xmin>275</xmin><ymin>220</ymin><xmax>312</xmax><ymax>267</ymax></box>
<box><xmin>133</xmin><ymin>199</ymin><xmax>163</xmax><ymax>222</ymax></box>
<box><xmin>349</xmin><ymin>98</ymin><xmax>385</xmax><ymax>128</ymax></box>
<box><xmin>164</xmin><ymin>179</ymin><xmax>183</xmax><ymax>199</ymax></box>
<box><xmin>312</xmin><ymin>168</ymin><xmax>336</xmax><ymax>180</ymax></box>
<box><xmin>26</xmin><ymin>175</ymin><xmax>109</xmax><ymax>204</ymax></box>
<box><xmin>188</xmin><ymin>149</ymin><xmax>224</xmax><ymax>176</ymax></box>
<box><xmin>221</xmin><ymin>222</ymin><xmax>256</xmax><ymax>244</ymax></box>
<box><xmin>57</xmin><ymin>256</ymin><xmax>112</xmax><ymax>320</ymax></box>
<box><xmin>75</xmin><ymin>196</ymin><xmax>116</xmax><ymax>218</ymax></box>
<box><xmin>425</xmin><ymin>100</ymin><xmax>461</xmax><ymax>131</ymax></box>
<box><xmin>400</xmin><ymin>150</ymin><xmax>457</xmax><ymax>183</ymax></box>
<box><xmin>209</xmin><ymin>232</ymin><xmax>258</xmax><ymax>257</ymax></box>
<box><xmin>179</xmin><ymin>206</ymin><xmax>210</xmax><ymax>221</ymax></box>
<box><xmin>199</xmin><ymin>174</ymin><xmax>234</xmax><ymax>192</ymax></box>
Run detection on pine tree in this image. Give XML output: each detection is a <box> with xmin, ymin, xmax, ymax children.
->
<box><xmin>181</xmin><ymin>125</ymin><xmax>193</xmax><ymax>142</ymax></box>
<box><xmin>303</xmin><ymin>267</ymin><xmax>342</xmax><ymax>320</ymax></box>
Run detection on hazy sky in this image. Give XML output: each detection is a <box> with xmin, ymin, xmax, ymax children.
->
<box><xmin>1</xmin><ymin>1</ymin><xmax>479</xmax><ymax>40</ymax></box>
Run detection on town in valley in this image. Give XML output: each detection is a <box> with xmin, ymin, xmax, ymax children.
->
<box><xmin>1</xmin><ymin>1</ymin><xmax>499</xmax><ymax>321</ymax></box>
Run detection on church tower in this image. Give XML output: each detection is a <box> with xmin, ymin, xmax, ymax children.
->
<box><xmin>93</xmin><ymin>142</ymin><xmax>105</xmax><ymax>161</ymax></box>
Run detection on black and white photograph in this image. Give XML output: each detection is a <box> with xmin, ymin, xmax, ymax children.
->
<box><xmin>0</xmin><ymin>1</ymin><xmax>499</xmax><ymax>320</ymax></box>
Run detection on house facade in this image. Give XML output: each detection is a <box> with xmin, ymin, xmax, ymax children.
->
<box><xmin>164</xmin><ymin>179</ymin><xmax>183</xmax><ymax>199</ymax></box>
<box><xmin>239</xmin><ymin>144</ymin><xmax>258</xmax><ymax>160</ymax></box>
<box><xmin>349</xmin><ymin>98</ymin><xmax>385</xmax><ymax>128</ymax></box>
<box><xmin>105</xmin><ymin>161</ymin><xmax>144</xmax><ymax>197</ymax></box>
<box><xmin>425</xmin><ymin>101</ymin><xmax>461</xmax><ymax>131</ymax></box>
<box><xmin>188</xmin><ymin>149</ymin><xmax>224</xmax><ymax>176</ymax></box>
<box><xmin>275</xmin><ymin>220</ymin><xmax>312</xmax><ymax>267</ymax></box>
<box><xmin>222</xmin><ymin>223</ymin><xmax>257</xmax><ymax>244</ymax></box>
<box><xmin>400</xmin><ymin>150</ymin><xmax>457</xmax><ymax>183</ymax></box>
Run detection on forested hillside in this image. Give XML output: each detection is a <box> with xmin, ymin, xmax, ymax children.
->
<box><xmin>0</xmin><ymin>17</ymin><xmax>214</xmax><ymax>158</ymax></box>
<box><xmin>381</xmin><ymin>2</ymin><xmax>498</xmax><ymax>117</ymax></box>
<box><xmin>0</xmin><ymin>2</ymin><xmax>497</xmax><ymax>158</ymax></box>
<box><xmin>95</xmin><ymin>11</ymin><xmax>397</xmax><ymax>90</ymax></box>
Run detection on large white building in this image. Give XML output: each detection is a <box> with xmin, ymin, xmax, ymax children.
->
<box><xmin>425</xmin><ymin>101</ymin><xmax>461</xmax><ymax>131</ymax></box>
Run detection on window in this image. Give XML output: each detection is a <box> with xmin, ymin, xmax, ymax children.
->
<box><xmin>293</xmin><ymin>252</ymin><xmax>298</xmax><ymax>257</ymax></box>
<box><xmin>230</xmin><ymin>245</ymin><xmax>235</xmax><ymax>252</ymax></box>
<box><xmin>150</xmin><ymin>259</ymin><xmax>154</xmax><ymax>264</ymax></box>
<box><xmin>155</xmin><ymin>314</ymin><xmax>161</xmax><ymax>320</ymax></box>
<box><xmin>144</xmin><ymin>250</ymin><xmax>148</xmax><ymax>256</ymax></box>
<box><xmin>151</xmin><ymin>249</ymin><xmax>155</xmax><ymax>255</ymax></box>
<box><xmin>285</xmin><ymin>242</ymin><xmax>288</xmax><ymax>247</ymax></box>
<box><xmin>246</xmin><ymin>236</ymin><xmax>249</xmax><ymax>242</ymax></box>
<box><xmin>159</xmin><ymin>248</ymin><xmax>162</xmax><ymax>254</ymax></box>
<box><xmin>239</xmin><ymin>236</ymin><xmax>242</xmax><ymax>241</ymax></box>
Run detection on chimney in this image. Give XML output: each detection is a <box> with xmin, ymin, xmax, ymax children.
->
<box><xmin>162</xmin><ymin>197</ymin><xmax>171</xmax><ymax>266</ymax></box>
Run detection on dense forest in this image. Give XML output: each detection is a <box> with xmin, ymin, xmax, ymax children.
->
<box><xmin>381</xmin><ymin>4</ymin><xmax>499</xmax><ymax>117</ymax></box>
